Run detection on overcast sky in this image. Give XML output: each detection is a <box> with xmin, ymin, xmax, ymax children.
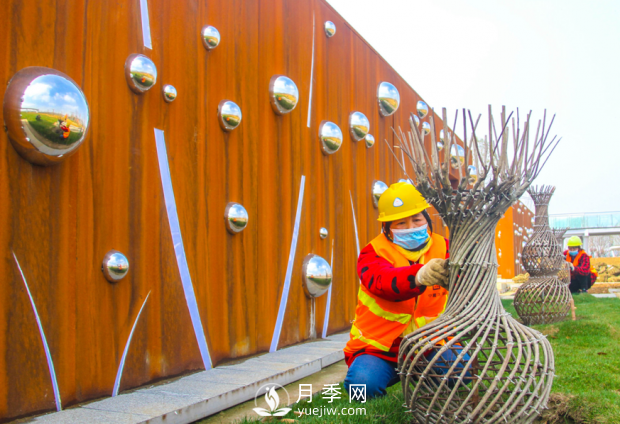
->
<box><xmin>326</xmin><ymin>0</ymin><xmax>619</xmax><ymax>215</ymax></box>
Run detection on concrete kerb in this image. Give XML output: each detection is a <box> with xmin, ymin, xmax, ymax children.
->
<box><xmin>31</xmin><ymin>332</ymin><xmax>349</xmax><ymax>424</ymax></box>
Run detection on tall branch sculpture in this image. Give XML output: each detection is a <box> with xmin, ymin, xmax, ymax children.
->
<box><xmin>514</xmin><ymin>186</ymin><xmax>571</xmax><ymax>325</ymax></box>
<box><xmin>389</xmin><ymin>106</ymin><xmax>560</xmax><ymax>423</ymax></box>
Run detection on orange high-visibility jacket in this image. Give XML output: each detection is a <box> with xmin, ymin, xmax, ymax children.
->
<box><xmin>344</xmin><ymin>232</ymin><xmax>448</xmax><ymax>358</ymax></box>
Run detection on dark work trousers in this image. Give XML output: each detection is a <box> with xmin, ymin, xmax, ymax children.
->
<box><xmin>569</xmin><ymin>273</ymin><xmax>590</xmax><ymax>293</ymax></box>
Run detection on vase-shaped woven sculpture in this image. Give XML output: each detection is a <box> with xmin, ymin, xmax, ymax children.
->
<box><xmin>514</xmin><ymin>186</ymin><xmax>571</xmax><ymax>325</ymax></box>
<box><xmin>393</xmin><ymin>107</ymin><xmax>559</xmax><ymax>423</ymax></box>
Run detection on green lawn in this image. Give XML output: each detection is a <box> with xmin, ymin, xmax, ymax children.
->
<box><xmin>234</xmin><ymin>295</ymin><xmax>619</xmax><ymax>424</ymax></box>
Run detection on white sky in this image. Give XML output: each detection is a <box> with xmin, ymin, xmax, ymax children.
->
<box><xmin>326</xmin><ymin>0</ymin><xmax>620</xmax><ymax>215</ymax></box>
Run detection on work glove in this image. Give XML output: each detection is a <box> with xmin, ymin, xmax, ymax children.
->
<box><xmin>416</xmin><ymin>258</ymin><xmax>450</xmax><ymax>290</ymax></box>
<box><xmin>568</xmin><ymin>263</ymin><xmax>575</xmax><ymax>271</ymax></box>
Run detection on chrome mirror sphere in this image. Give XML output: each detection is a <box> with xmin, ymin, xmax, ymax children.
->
<box><xmin>269</xmin><ymin>75</ymin><xmax>299</xmax><ymax>115</ymax></box>
<box><xmin>436</xmin><ymin>141</ymin><xmax>445</xmax><ymax>151</ymax></box>
<box><xmin>201</xmin><ymin>25</ymin><xmax>220</xmax><ymax>50</ymax></box>
<box><xmin>409</xmin><ymin>113</ymin><xmax>420</xmax><ymax>127</ymax></box>
<box><xmin>372</xmin><ymin>180</ymin><xmax>389</xmax><ymax>208</ymax></box>
<box><xmin>125</xmin><ymin>54</ymin><xmax>157</xmax><ymax>94</ymax></box>
<box><xmin>439</xmin><ymin>129</ymin><xmax>445</xmax><ymax>142</ymax></box>
<box><xmin>319</xmin><ymin>227</ymin><xmax>328</xmax><ymax>239</ymax></box>
<box><xmin>324</xmin><ymin>21</ymin><xmax>336</xmax><ymax>37</ymax></box>
<box><xmin>3</xmin><ymin>67</ymin><xmax>90</xmax><ymax>166</ymax></box>
<box><xmin>467</xmin><ymin>165</ymin><xmax>478</xmax><ymax>185</ymax></box>
<box><xmin>318</xmin><ymin>121</ymin><xmax>343</xmax><ymax>155</ymax></box>
<box><xmin>102</xmin><ymin>250</ymin><xmax>130</xmax><ymax>283</ymax></box>
<box><xmin>377</xmin><ymin>82</ymin><xmax>400</xmax><ymax>117</ymax></box>
<box><xmin>162</xmin><ymin>85</ymin><xmax>177</xmax><ymax>102</ymax></box>
<box><xmin>349</xmin><ymin>111</ymin><xmax>370</xmax><ymax>141</ymax></box>
<box><xmin>421</xmin><ymin>121</ymin><xmax>431</xmax><ymax>136</ymax></box>
<box><xmin>302</xmin><ymin>254</ymin><xmax>333</xmax><ymax>298</ymax></box>
<box><xmin>218</xmin><ymin>100</ymin><xmax>242</xmax><ymax>131</ymax></box>
<box><xmin>416</xmin><ymin>100</ymin><xmax>429</xmax><ymax>118</ymax></box>
<box><xmin>450</xmin><ymin>144</ymin><xmax>465</xmax><ymax>169</ymax></box>
<box><xmin>364</xmin><ymin>134</ymin><xmax>375</xmax><ymax>148</ymax></box>
<box><xmin>224</xmin><ymin>202</ymin><xmax>249</xmax><ymax>234</ymax></box>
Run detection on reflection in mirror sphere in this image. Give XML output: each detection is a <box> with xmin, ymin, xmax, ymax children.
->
<box><xmin>102</xmin><ymin>250</ymin><xmax>130</xmax><ymax>283</ymax></box>
<box><xmin>372</xmin><ymin>180</ymin><xmax>389</xmax><ymax>208</ymax></box>
<box><xmin>319</xmin><ymin>121</ymin><xmax>343</xmax><ymax>155</ymax></box>
<box><xmin>302</xmin><ymin>254</ymin><xmax>333</xmax><ymax>298</ymax></box>
<box><xmin>422</xmin><ymin>121</ymin><xmax>431</xmax><ymax>136</ymax></box>
<box><xmin>364</xmin><ymin>134</ymin><xmax>375</xmax><ymax>148</ymax></box>
<box><xmin>162</xmin><ymin>85</ymin><xmax>177</xmax><ymax>102</ymax></box>
<box><xmin>450</xmin><ymin>144</ymin><xmax>465</xmax><ymax>170</ymax></box>
<box><xmin>467</xmin><ymin>165</ymin><xmax>478</xmax><ymax>185</ymax></box>
<box><xmin>349</xmin><ymin>111</ymin><xmax>370</xmax><ymax>141</ymax></box>
<box><xmin>218</xmin><ymin>100</ymin><xmax>242</xmax><ymax>131</ymax></box>
<box><xmin>224</xmin><ymin>202</ymin><xmax>249</xmax><ymax>234</ymax></box>
<box><xmin>319</xmin><ymin>228</ymin><xmax>328</xmax><ymax>239</ymax></box>
<box><xmin>377</xmin><ymin>82</ymin><xmax>400</xmax><ymax>117</ymax></box>
<box><xmin>324</xmin><ymin>21</ymin><xmax>336</xmax><ymax>37</ymax></box>
<box><xmin>125</xmin><ymin>54</ymin><xmax>157</xmax><ymax>94</ymax></box>
<box><xmin>436</xmin><ymin>141</ymin><xmax>445</xmax><ymax>151</ymax></box>
<box><xmin>3</xmin><ymin>67</ymin><xmax>90</xmax><ymax>165</ymax></box>
<box><xmin>201</xmin><ymin>25</ymin><xmax>220</xmax><ymax>50</ymax></box>
<box><xmin>269</xmin><ymin>75</ymin><xmax>299</xmax><ymax>115</ymax></box>
<box><xmin>417</xmin><ymin>100</ymin><xmax>429</xmax><ymax>118</ymax></box>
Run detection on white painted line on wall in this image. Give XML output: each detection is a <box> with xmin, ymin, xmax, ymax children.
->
<box><xmin>140</xmin><ymin>0</ymin><xmax>153</xmax><ymax>49</ymax></box>
<box><xmin>350</xmin><ymin>191</ymin><xmax>360</xmax><ymax>257</ymax></box>
<box><xmin>306</xmin><ymin>13</ymin><xmax>315</xmax><ymax>128</ymax></box>
<box><xmin>13</xmin><ymin>252</ymin><xmax>62</xmax><ymax>411</ymax></box>
<box><xmin>112</xmin><ymin>291</ymin><xmax>151</xmax><ymax>397</ymax></box>
<box><xmin>270</xmin><ymin>175</ymin><xmax>306</xmax><ymax>352</ymax></box>
<box><xmin>154</xmin><ymin>128</ymin><xmax>212</xmax><ymax>369</ymax></box>
<box><xmin>321</xmin><ymin>239</ymin><xmax>334</xmax><ymax>339</ymax></box>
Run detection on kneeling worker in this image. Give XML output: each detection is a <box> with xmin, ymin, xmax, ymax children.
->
<box><xmin>343</xmin><ymin>182</ymin><xmax>451</xmax><ymax>398</ymax></box>
<box><xmin>565</xmin><ymin>236</ymin><xmax>591</xmax><ymax>294</ymax></box>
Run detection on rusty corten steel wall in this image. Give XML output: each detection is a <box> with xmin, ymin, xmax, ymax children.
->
<box><xmin>0</xmin><ymin>0</ymin><xmax>461</xmax><ymax>420</ymax></box>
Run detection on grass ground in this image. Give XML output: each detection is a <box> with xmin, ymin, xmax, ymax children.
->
<box><xmin>231</xmin><ymin>295</ymin><xmax>619</xmax><ymax>424</ymax></box>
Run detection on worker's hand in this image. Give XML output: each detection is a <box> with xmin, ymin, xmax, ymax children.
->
<box><xmin>569</xmin><ymin>263</ymin><xmax>575</xmax><ymax>271</ymax></box>
<box><xmin>415</xmin><ymin>258</ymin><xmax>449</xmax><ymax>289</ymax></box>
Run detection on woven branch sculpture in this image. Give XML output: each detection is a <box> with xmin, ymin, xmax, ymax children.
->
<box><xmin>513</xmin><ymin>186</ymin><xmax>571</xmax><ymax>325</ymax></box>
<box><xmin>389</xmin><ymin>106</ymin><xmax>559</xmax><ymax>423</ymax></box>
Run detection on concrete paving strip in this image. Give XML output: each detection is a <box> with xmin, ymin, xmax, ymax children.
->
<box><xmin>30</xmin><ymin>332</ymin><xmax>349</xmax><ymax>424</ymax></box>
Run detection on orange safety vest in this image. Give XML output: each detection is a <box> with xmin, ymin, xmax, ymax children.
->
<box><xmin>566</xmin><ymin>250</ymin><xmax>586</xmax><ymax>267</ymax></box>
<box><xmin>345</xmin><ymin>233</ymin><xmax>448</xmax><ymax>354</ymax></box>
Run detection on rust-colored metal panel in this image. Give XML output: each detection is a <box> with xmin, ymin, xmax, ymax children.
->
<box><xmin>0</xmin><ymin>0</ymin><xmax>468</xmax><ymax>420</ymax></box>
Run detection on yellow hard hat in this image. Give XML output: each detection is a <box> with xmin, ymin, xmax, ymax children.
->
<box><xmin>377</xmin><ymin>182</ymin><xmax>430</xmax><ymax>222</ymax></box>
<box><xmin>567</xmin><ymin>236</ymin><xmax>582</xmax><ymax>247</ymax></box>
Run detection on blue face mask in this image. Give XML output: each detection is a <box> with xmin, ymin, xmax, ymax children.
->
<box><xmin>569</xmin><ymin>250</ymin><xmax>578</xmax><ymax>257</ymax></box>
<box><xmin>391</xmin><ymin>224</ymin><xmax>429</xmax><ymax>250</ymax></box>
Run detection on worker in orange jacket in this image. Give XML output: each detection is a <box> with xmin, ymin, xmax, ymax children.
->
<box><xmin>343</xmin><ymin>182</ymin><xmax>466</xmax><ymax>399</ymax></box>
<box><xmin>565</xmin><ymin>236</ymin><xmax>591</xmax><ymax>294</ymax></box>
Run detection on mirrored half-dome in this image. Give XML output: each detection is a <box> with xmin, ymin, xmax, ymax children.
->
<box><xmin>417</xmin><ymin>100</ymin><xmax>429</xmax><ymax>118</ymax></box>
<box><xmin>102</xmin><ymin>250</ymin><xmax>130</xmax><ymax>283</ymax></box>
<box><xmin>467</xmin><ymin>165</ymin><xmax>478</xmax><ymax>184</ymax></box>
<box><xmin>365</xmin><ymin>134</ymin><xmax>375</xmax><ymax>148</ymax></box>
<box><xmin>372</xmin><ymin>180</ymin><xmax>389</xmax><ymax>208</ymax></box>
<box><xmin>3</xmin><ymin>67</ymin><xmax>90</xmax><ymax>165</ymax></box>
<box><xmin>377</xmin><ymin>82</ymin><xmax>400</xmax><ymax>117</ymax></box>
<box><xmin>224</xmin><ymin>202</ymin><xmax>249</xmax><ymax>234</ymax></box>
<box><xmin>421</xmin><ymin>121</ymin><xmax>431</xmax><ymax>136</ymax></box>
<box><xmin>302</xmin><ymin>254</ymin><xmax>333</xmax><ymax>298</ymax></box>
<box><xmin>319</xmin><ymin>227</ymin><xmax>328</xmax><ymax>239</ymax></box>
<box><xmin>162</xmin><ymin>85</ymin><xmax>177</xmax><ymax>102</ymax></box>
<box><xmin>324</xmin><ymin>21</ymin><xmax>336</xmax><ymax>37</ymax></box>
<box><xmin>319</xmin><ymin>121</ymin><xmax>343</xmax><ymax>155</ymax></box>
<box><xmin>125</xmin><ymin>54</ymin><xmax>157</xmax><ymax>94</ymax></box>
<box><xmin>201</xmin><ymin>25</ymin><xmax>220</xmax><ymax>50</ymax></box>
<box><xmin>218</xmin><ymin>100</ymin><xmax>242</xmax><ymax>131</ymax></box>
<box><xmin>349</xmin><ymin>111</ymin><xmax>370</xmax><ymax>141</ymax></box>
<box><xmin>269</xmin><ymin>75</ymin><xmax>299</xmax><ymax>115</ymax></box>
